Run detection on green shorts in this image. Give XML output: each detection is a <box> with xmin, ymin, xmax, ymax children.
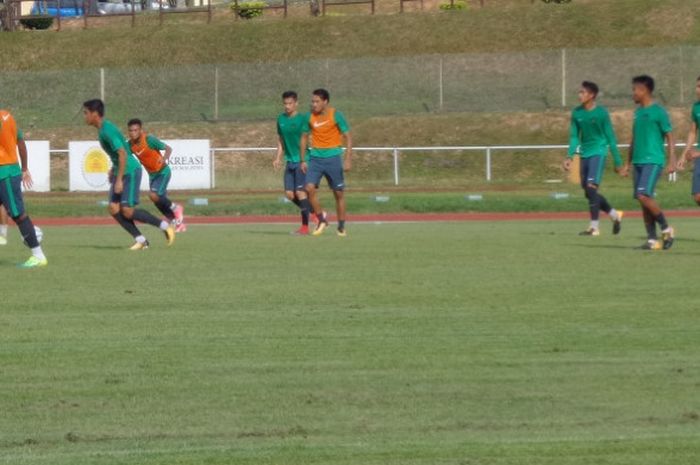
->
<box><xmin>109</xmin><ymin>169</ymin><xmax>142</xmax><ymax>207</ymax></box>
<box><xmin>0</xmin><ymin>175</ymin><xmax>25</xmax><ymax>218</ymax></box>
<box><xmin>149</xmin><ymin>166</ymin><xmax>172</xmax><ymax>197</ymax></box>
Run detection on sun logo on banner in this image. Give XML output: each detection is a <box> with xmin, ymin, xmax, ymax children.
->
<box><xmin>81</xmin><ymin>147</ymin><xmax>110</xmax><ymax>188</ymax></box>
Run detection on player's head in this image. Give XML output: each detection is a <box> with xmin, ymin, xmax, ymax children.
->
<box><xmin>578</xmin><ymin>81</ymin><xmax>599</xmax><ymax>104</ymax></box>
<box><xmin>127</xmin><ymin>118</ymin><xmax>143</xmax><ymax>141</ymax></box>
<box><xmin>632</xmin><ymin>75</ymin><xmax>654</xmax><ymax>103</ymax></box>
<box><xmin>311</xmin><ymin>88</ymin><xmax>330</xmax><ymax>114</ymax></box>
<box><xmin>82</xmin><ymin>99</ymin><xmax>104</xmax><ymax>126</ymax></box>
<box><xmin>281</xmin><ymin>90</ymin><xmax>298</xmax><ymax>115</ymax></box>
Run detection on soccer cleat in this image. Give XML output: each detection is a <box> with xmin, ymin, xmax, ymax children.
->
<box><xmin>0</xmin><ymin>235</ymin><xmax>6</xmax><ymax>246</ymax></box>
<box><xmin>311</xmin><ymin>210</ymin><xmax>326</xmax><ymax>227</ymax></box>
<box><xmin>164</xmin><ymin>225</ymin><xmax>176</xmax><ymax>246</ymax></box>
<box><xmin>639</xmin><ymin>240</ymin><xmax>662</xmax><ymax>251</ymax></box>
<box><xmin>175</xmin><ymin>222</ymin><xmax>187</xmax><ymax>233</ymax></box>
<box><xmin>579</xmin><ymin>228</ymin><xmax>600</xmax><ymax>236</ymax></box>
<box><xmin>662</xmin><ymin>226</ymin><xmax>675</xmax><ymax>250</ymax></box>
<box><xmin>312</xmin><ymin>219</ymin><xmax>328</xmax><ymax>236</ymax></box>
<box><xmin>612</xmin><ymin>210</ymin><xmax>624</xmax><ymax>235</ymax></box>
<box><xmin>291</xmin><ymin>225</ymin><xmax>309</xmax><ymax>236</ymax></box>
<box><xmin>337</xmin><ymin>228</ymin><xmax>347</xmax><ymax>237</ymax></box>
<box><xmin>18</xmin><ymin>256</ymin><xmax>48</xmax><ymax>268</ymax></box>
<box><xmin>129</xmin><ymin>240</ymin><xmax>150</xmax><ymax>251</ymax></box>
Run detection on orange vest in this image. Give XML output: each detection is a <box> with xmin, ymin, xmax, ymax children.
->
<box><xmin>129</xmin><ymin>133</ymin><xmax>165</xmax><ymax>174</ymax></box>
<box><xmin>309</xmin><ymin>108</ymin><xmax>342</xmax><ymax>148</ymax></box>
<box><xmin>0</xmin><ymin>110</ymin><xmax>19</xmax><ymax>166</ymax></box>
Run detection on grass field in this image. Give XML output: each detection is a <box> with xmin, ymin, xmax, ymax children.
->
<box><xmin>2</xmin><ymin>220</ymin><xmax>700</xmax><ymax>465</ymax></box>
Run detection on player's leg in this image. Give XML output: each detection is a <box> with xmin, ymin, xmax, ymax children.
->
<box><xmin>0</xmin><ymin>175</ymin><xmax>47</xmax><ymax>267</ymax></box>
<box><xmin>636</xmin><ymin>165</ymin><xmax>671</xmax><ymax>249</ymax></box>
<box><xmin>151</xmin><ymin>168</ymin><xmax>184</xmax><ymax>230</ymax></box>
<box><xmin>326</xmin><ymin>155</ymin><xmax>347</xmax><ymax>236</ymax></box>
<box><xmin>578</xmin><ymin>158</ymin><xmax>598</xmax><ymax>235</ymax></box>
<box><xmin>306</xmin><ymin>158</ymin><xmax>328</xmax><ymax>235</ymax></box>
<box><xmin>589</xmin><ymin>155</ymin><xmax>623</xmax><ymax>234</ymax></box>
<box><xmin>292</xmin><ymin>163</ymin><xmax>311</xmax><ymax>234</ymax></box>
<box><xmin>284</xmin><ymin>163</ymin><xmax>306</xmax><ymax>234</ymax></box>
<box><xmin>0</xmin><ymin>205</ymin><xmax>8</xmax><ymax>245</ymax></box>
<box><xmin>120</xmin><ymin>170</ymin><xmax>175</xmax><ymax>246</ymax></box>
<box><xmin>108</xmin><ymin>178</ymin><xmax>145</xmax><ymax>246</ymax></box>
<box><xmin>692</xmin><ymin>159</ymin><xmax>700</xmax><ymax>207</ymax></box>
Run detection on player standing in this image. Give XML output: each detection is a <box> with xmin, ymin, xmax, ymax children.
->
<box><xmin>302</xmin><ymin>89</ymin><xmax>353</xmax><ymax>237</ymax></box>
<box><xmin>273</xmin><ymin>91</ymin><xmax>312</xmax><ymax>235</ymax></box>
<box><xmin>677</xmin><ymin>76</ymin><xmax>700</xmax><ymax>206</ymax></box>
<box><xmin>0</xmin><ymin>108</ymin><xmax>47</xmax><ymax>267</ymax></box>
<box><xmin>82</xmin><ymin>100</ymin><xmax>175</xmax><ymax>250</ymax></box>
<box><xmin>621</xmin><ymin>75</ymin><xmax>676</xmax><ymax>250</ymax></box>
<box><xmin>564</xmin><ymin>81</ymin><xmax>625</xmax><ymax>236</ymax></box>
<box><xmin>127</xmin><ymin>119</ymin><xmax>186</xmax><ymax>232</ymax></box>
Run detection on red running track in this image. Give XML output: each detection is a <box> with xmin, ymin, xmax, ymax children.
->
<box><xmin>31</xmin><ymin>210</ymin><xmax>700</xmax><ymax>226</ymax></box>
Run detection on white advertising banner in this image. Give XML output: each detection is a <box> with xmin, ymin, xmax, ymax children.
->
<box><xmin>25</xmin><ymin>141</ymin><xmax>51</xmax><ymax>192</ymax></box>
<box><xmin>69</xmin><ymin>139</ymin><xmax>211</xmax><ymax>192</ymax></box>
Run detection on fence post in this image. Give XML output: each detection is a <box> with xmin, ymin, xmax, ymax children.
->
<box><xmin>214</xmin><ymin>66</ymin><xmax>219</xmax><ymax>121</ymax></box>
<box><xmin>393</xmin><ymin>147</ymin><xmax>400</xmax><ymax>186</ymax></box>
<box><xmin>679</xmin><ymin>45</ymin><xmax>685</xmax><ymax>105</ymax></box>
<box><xmin>210</xmin><ymin>149</ymin><xmax>216</xmax><ymax>189</ymax></box>
<box><xmin>438</xmin><ymin>56</ymin><xmax>444</xmax><ymax>112</ymax></box>
<box><xmin>486</xmin><ymin>147</ymin><xmax>492</xmax><ymax>182</ymax></box>
<box><xmin>100</xmin><ymin>68</ymin><xmax>105</xmax><ymax>102</ymax></box>
<box><xmin>57</xmin><ymin>0</ymin><xmax>62</xmax><ymax>31</ymax></box>
<box><xmin>561</xmin><ymin>48</ymin><xmax>566</xmax><ymax>107</ymax></box>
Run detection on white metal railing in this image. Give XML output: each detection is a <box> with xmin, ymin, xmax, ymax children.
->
<box><xmin>48</xmin><ymin>143</ymin><xmax>691</xmax><ymax>189</ymax></box>
<box><xmin>209</xmin><ymin>143</ymin><xmax>691</xmax><ymax>188</ymax></box>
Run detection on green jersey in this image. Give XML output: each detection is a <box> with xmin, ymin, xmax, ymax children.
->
<box><xmin>568</xmin><ymin>105</ymin><xmax>623</xmax><ymax>167</ymax></box>
<box><xmin>632</xmin><ymin>103</ymin><xmax>673</xmax><ymax>166</ymax></box>
<box><xmin>98</xmin><ymin>120</ymin><xmax>141</xmax><ymax>175</ymax></box>
<box><xmin>277</xmin><ymin>112</ymin><xmax>309</xmax><ymax>163</ymax></box>
<box><xmin>691</xmin><ymin>101</ymin><xmax>700</xmax><ymax>148</ymax></box>
<box><xmin>0</xmin><ymin>124</ymin><xmax>25</xmax><ymax>180</ymax></box>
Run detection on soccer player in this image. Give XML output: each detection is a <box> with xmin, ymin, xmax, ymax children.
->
<box><xmin>273</xmin><ymin>91</ymin><xmax>312</xmax><ymax>235</ymax></box>
<box><xmin>621</xmin><ymin>75</ymin><xmax>676</xmax><ymax>250</ymax></box>
<box><xmin>302</xmin><ymin>88</ymin><xmax>352</xmax><ymax>237</ymax></box>
<box><xmin>0</xmin><ymin>107</ymin><xmax>47</xmax><ymax>267</ymax></box>
<box><xmin>82</xmin><ymin>99</ymin><xmax>175</xmax><ymax>250</ymax></box>
<box><xmin>676</xmin><ymin>76</ymin><xmax>700</xmax><ymax>205</ymax></box>
<box><xmin>127</xmin><ymin>119</ymin><xmax>185</xmax><ymax>232</ymax></box>
<box><xmin>564</xmin><ymin>81</ymin><xmax>625</xmax><ymax>236</ymax></box>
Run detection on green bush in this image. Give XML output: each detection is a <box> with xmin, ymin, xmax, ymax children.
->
<box><xmin>541</xmin><ymin>0</ymin><xmax>572</xmax><ymax>3</ymax></box>
<box><xmin>20</xmin><ymin>17</ymin><xmax>54</xmax><ymax>30</ymax></box>
<box><xmin>439</xmin><ymin>1</ymin><xmax>467</xmax><ymax>11</ymax></box>
<box><xmin>231</xmin><ymin>1</ymin><xmax>266</xmax><ymax>19</ymax></box>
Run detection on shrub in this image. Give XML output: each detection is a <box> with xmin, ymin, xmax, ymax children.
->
<box><xmin>20</xmin><ymin>17</ymin><xmax>54</xmax><ymax>30</ymax></box>
<box><xmin>439</xmin><ymin>1</ymin><xmax>467</xmax><ymax>11</ymax></box>
<box><xmin>231</xmin><ymin>1</ymin><xmax>266</xmax><ymax>19</ymax></box>
<box><xmin>541</xmin><ymin>0</ymin><xmax>572</xmax><ymax>3</ymax></box>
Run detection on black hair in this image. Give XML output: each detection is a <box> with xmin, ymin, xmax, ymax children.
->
<box><xmin>581</xmin><ymin>81</ymin><xmax>599</xmax><ymax>97</ymax></box>
<box><xmin>312</xmin><ymin>88</ymin><xmax>330</xmax><ymax>102</ymax></box>
<box><xmin>632</xmin><ymin>75</ymin><xmax>655</xmax><ymax>93</ymax></box>
<box><xmin>82</xmin><ymin>99</ymin><xmax>105</xmax><ymax>117</ymax></box>
<box><xmin>127</xmin><ymin>118</ymin><xmax>143</xmax><ymax>127</ymax></box>
<box><xmin>282</xmin><ymin>90</ymin><xmax>298</xmax><ymax>100</ymax></box>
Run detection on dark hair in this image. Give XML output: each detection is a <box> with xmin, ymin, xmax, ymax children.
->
<box><xmin>282</xmin><ymin>90</ymin><xmax>298</xmax><ymax>100</ymax></box>
<box><xmin>82</xmin><ymin>99</ymin><xmax>105</xmax><ymax>117</ymax></box>
<box><xmin>632</xmin><ymin>75</ymin><xmax>655</xmax><ymax>93</ymax></box>
<box><xmin>127</xmin><ymin>118</ymin><xmax>143</xmax><ymax>127</ymax></box>
<box><xmin>312</xmin><ymin>88</ymin><xmax>330</xmax><ymax>102</ymax></box>
<box><xmin>581</xmin><ymin>81</ymin><xmax>599</xmax><ymax>97</ymax></box>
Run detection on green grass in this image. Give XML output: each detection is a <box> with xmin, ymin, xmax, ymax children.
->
<box><xmin>2</xmin><ymin>220</ymin><xmax>700</xmax><ymax>464</ymax></box>
<box><xmin>1</xmin><ymin>0</ymin><xmax>699</xmax><ymax>72</ymax></box>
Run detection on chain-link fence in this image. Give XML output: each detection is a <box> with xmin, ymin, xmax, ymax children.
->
<box><xmin>2</xmin><ymin>45</ymin><xmax>699</xmax><ymax>129</ymax></box>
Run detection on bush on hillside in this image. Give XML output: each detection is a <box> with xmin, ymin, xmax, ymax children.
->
<box><xmin>541</xmin><ymin>0</ymin><xmax>572</xmax><ymax>3</ymax></box>
<box><xmin>20</xmin><ymin>17</ymin><xmax>54</xmax><ymax>30</ymax></box>
<box><xmin>231</xmin><ymin>1</ymin><xmax>266</xmax><ymax>19</ymax></box>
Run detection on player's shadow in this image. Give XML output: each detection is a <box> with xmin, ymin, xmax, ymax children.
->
<box><xmin>78</xmin><ymin>245</ymin><xmax>126</xmax><ymax>250</ymax></box>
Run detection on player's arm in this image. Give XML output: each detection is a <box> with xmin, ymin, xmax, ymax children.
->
<box><xmin>564</xmin><ymin>114</ymin><xmax>579</xmax><ymax>171</ymax></box>
<box><xmin>274</xmin><ymin>137</ymin><xmax>284</xmax><ymax>170</ymax></box>
<box><xmin>665</xmin><ymin>131</ymin><xmax>677</xmax><ymax>174</ymax></box>
<box><xmin>114</xmin><ymin>147</ymin><xmax>127</xmax><ymax>194</ymax></box>
<box><xmin>682</xmin><ymin>122</ymin><xmax>698</xmax><ymax>162</ymax></box>
<box><xmin>300</xmin><ymin>133</ymin><xmax>309</xmax><ymax>174</ymax></box>
<box><xmin>17</xmin><ymin>136</ymin><xmax>33</xmax><ymax>190</ymax></box>
<box><xmin>603</xmin><ymin>112</ymin><xmax>624</xmax><ymax>172</ymax></box>
<box><xmin>342</xmin><ymin>131</ymin><xmax>352</xmax><ymax>172</ymax></box>
<box><xmin>163</xmin><ymin>143</ymin><xmax>172</xmax><ymax>163</ymax></box>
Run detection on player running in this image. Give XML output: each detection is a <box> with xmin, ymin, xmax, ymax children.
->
<box><xmin>83</xmin><ymin>99</ymin><xmax>175</xmax><ymax>250</ymax></box>
<box><xmin>676</xmin><ymin>76</ymin><xmax>700</xmax><ymax>207</ymax></box>
<box><xmin>621</xmin><ymin>75</ymin><xmax>676</xmax><ymax>250</ymax></box>
<box><xmin>273</xmin><ymin>91</ymin><xmax>312</xmax><ymax>235</ymax></box>
<box><xmin>127</xmin><ymin>119</ymin><xmax>185</xmax><ymax>232</ymax></box>
<box><xmin>564</xmin><ymin>81</ymin><xmax>625</xmax><ymax>236</ymax></box>
<box><xmin>302</xmin><ymin>88</ymin><xmax>353</xmax><ymax>237</ymax></box>
<box><xmin>0</xmin><ymin>108</ymin><xmax>47</xmax><ymax>267</ymax></box>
